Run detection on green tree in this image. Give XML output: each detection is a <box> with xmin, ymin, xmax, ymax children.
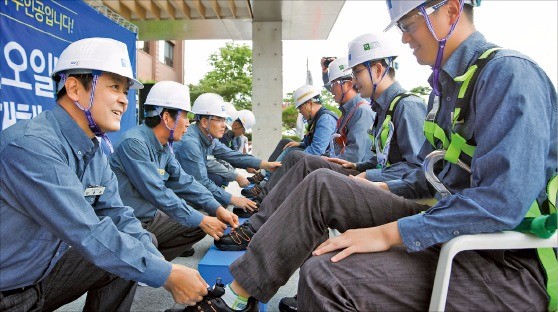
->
<box><xmin>189</xmin><ymin>43</ymin><xmax>253</xmax><ymax>110</ymax></box>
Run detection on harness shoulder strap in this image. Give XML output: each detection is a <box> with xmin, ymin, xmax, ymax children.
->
<box><xmin>379</xmin><ymin>93</ymin><xmax>414</xmax><ymax>150</ymax></box>
<box><xmin>338</xmin><ymin>99</ymin><xmax>368</xmax><ymax>137</ymax></box>
<box><xmin>443</xmin><ymin>47</ymin><xmax>502</xmax><ymax>164</ymax></box>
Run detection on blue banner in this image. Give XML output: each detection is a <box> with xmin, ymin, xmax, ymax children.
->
<box><xmin>0</xmin><ymin>0</ymin><xmax>137</xmax><ymax>142</ymax></box>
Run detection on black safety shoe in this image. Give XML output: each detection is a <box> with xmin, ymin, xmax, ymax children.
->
<box><xmin>241</xmin><ymin>185</ymin><xmax>263</xmax><ymax>198</ymax></box>
<box><xmin>214</xmin><ymin>221</ymin><xmax>255</xmax><ymax>251</ymax></box>
<box><xmin>179</xmin><ymin>248</ymin><xmax>195</xmax><ymax>257</ymax></box>
<box><xmin>233</xmin><ymin>207</ymin><xmax>252</xmax><ymax>218</ymax></box>
<box><xmin>247</xmin><ymin>171</ymin><xmax>265</xmax><ymax>184</ymax></box>
<box><xmin>279</xmin><ymin>295</ymin><xmax>297</xmax><ymax>312</ymax></box>
<box><xmin>164</xmin><ymin>279</ymin><xmax>259</xmax><ymax>312</ymax></box>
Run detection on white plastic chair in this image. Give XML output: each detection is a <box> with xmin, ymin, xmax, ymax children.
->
<box><xmin>429</xmin><ymin>231</ymin><xmax>558</xmax><ymax>311</ymax></box>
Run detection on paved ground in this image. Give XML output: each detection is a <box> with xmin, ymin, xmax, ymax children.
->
<box><xmin>56</xmin><ymin>170</ymin><xmax>299</xmax><ymax>312</ymax></box>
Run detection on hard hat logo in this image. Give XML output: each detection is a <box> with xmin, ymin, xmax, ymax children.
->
<box><xmin>339</xmin><ymin>65</ymin><xmax>345</xmax><ymax>70</ymax></box>
<box><xmin>364</xmin><ymin>43</ymin><xmax>371</xmax><ymax>51</ymax></box>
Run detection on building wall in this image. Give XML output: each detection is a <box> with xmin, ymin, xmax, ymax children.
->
<box><xmin>136</xmin><ymin>40</ymin><xmax>184</xmax><ymax>84</ymax></box>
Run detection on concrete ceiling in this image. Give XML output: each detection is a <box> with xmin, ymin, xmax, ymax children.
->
<box><xmin>93</xmin><ymin>0</ymin><xmax>345</xmax><ymax>41</ymax></box>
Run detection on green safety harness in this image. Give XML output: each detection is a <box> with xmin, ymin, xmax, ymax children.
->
<box><xmin>423</xmin><ymin>47</ymin><xmax>557</xmax><ymax>311</ymax></box>
<box><xmin>369</xmin><ymin>93</ymin><xmax>415</xmax><ymax>168</ymax></box>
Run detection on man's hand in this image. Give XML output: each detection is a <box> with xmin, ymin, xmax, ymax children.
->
<box><xmin>246</xmin><ymin>167</ymin><xmax>258</xmax><ymax>174</ymax></box>
<box><xmin>312</xmin><ymin>221</ymin><xmax>402</xmax><ymax>262</ymax></box>
<box><xmin>260</xmin><ymin>161</ymin><xmax>281</xmax><ymax>173</ymax></box>
<box><xmin>216</xmin><ymin>206</ymin><xmax>239</xmax><ymax>229</ymax></box>
<box><xmin>230</xmin><ymin>195</ymin><xmax>258</xmax><ymax>212</ymax></box>
<box><xmin>164</xmin><ymin>264</ymin><xmax>208</xmax><ymax>306</ymax></box>
<box><xmin>199</xmin><ymin>216</ymin><xmax>227</xmax><ymax>240</ymax></box>
<box><xmin>321</xmin><ymin>57</ymin><xmax>336</xmax><ymax>73</ymax></box>
<box><xmin>235</xmin><ymin>174</ymin><xmax>250</xmax><ymax>187</ymax></box>
<box><xmin>348</xmin><ymin>175</ymin><xmax>390</xmax><ymax>191</ymax></box>
<box><xmin>283</xmin><ymin>141</ymin><xmax>301</xmax><ymax>149</ymax></box>
<box><xmin>322</xmin><ymin>156</ymin><xmax>357</xmax><ymax>170</ymax></box>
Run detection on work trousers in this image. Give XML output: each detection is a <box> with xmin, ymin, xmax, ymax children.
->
<box><xmin>250</xmin><ymin>151</ymin><xmax>357</xmax><ymax>231</ymax></box>
<box><xmin>0</xmin><ymin>247</ymin><xmax>137</xmax><ymax>312</ymax></box>
<box><xmin>268</xmin><ymin>139</ymin><xmax>294</xmax><ymax>162</ymax></box>
<box><xmin>143</xmin><ymin>210</ymin><xmax>206</xmax><ymax>261</ymax></box>
<box><xmin>230</xmin><ymin>169</ymin><xmax>548</xmax><ymax>311</ymax></box>
<box><xmin>257</xmin><ymin>150</ymin><xmax>314</xmax><ymax>200</ymax></box>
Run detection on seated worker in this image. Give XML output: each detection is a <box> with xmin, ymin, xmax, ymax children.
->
<box><xmin>166</xmin><ymin>0</ymin><xmax>557</xmax><ymax>311</ymax></box>
<box><xmin>220</xmin><ymin>109</ymin><xmax>255</xmax><ymax>153</ymax></box>
<box><xmin>237</xmin><ymin>32</ymin><xmax>427</xmax><ymax>209</ymax></box>
<box><xmin>110</xmin><ymin>81</ymin><xmax>239</xmax><ymax>261</ymax></box>
<box><xmin>206</xmin><ymin>109</ymin><xmax>257</xmax><ymax>188</ymax></box>
<box><xmin>324</xmin><ymin>56</ymin><xmax>374</xmax><ymax>163</ymax></box>
<box><xmin>244</xmin><ymin>84</ymin><xmax>338</xmax><ymax>197</ymax></box>
<box><xmin>174</xmin><ymin>93</ymin><xmax>281</xmax><ymax>216</ymax></box>
<box><xmin>0</xmin><ymin>38</ymin><xmax>208</xmax><ymax>311</ymax></box>
<box><xmin>266</xmin><ymin>84</ymin><xmax>337</xmax><ymax>163</ymax></box>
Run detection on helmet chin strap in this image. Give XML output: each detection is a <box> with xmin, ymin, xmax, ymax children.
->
<box><xmin>366</xmin><ymin>59</ymin><xmax>392</xmax><ymax>104</ymax></box>
<box><xmin>64</xmin><ymin>70</ymin><xmax>114</xmax><ymax>153</ymax></box>
<box><xmin>161</xmin><ymin>110</ymin><xmax>181</xmax><ymax>154</ymax></box>
<box><xmin>420</xmin><ymin>0</ymin><xmax>464</xmax><ymax>97</ymax></box>
<box><xmin>199</xmin><ymin>116</ymin><xmax>214</xmax><ymax>141</ymax></box>
<box><xmin>339</xmin><ymin>81</ymin><xmax>348</xmax><ymax>104</ymax></box>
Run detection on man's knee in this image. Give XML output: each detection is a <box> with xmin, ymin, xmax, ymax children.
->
<box><xmin>305</xmin><ymin>168</ymin><xmax>340</xmax><ymax>184</ymax></box>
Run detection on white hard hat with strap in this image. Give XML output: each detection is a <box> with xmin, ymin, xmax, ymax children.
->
<box><xmin>51</xmin><ymin>37</ymin><xmax>142</xmax><ymax>153</ymax></box>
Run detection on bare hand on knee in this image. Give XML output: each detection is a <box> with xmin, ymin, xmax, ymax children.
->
<box><xmin>312</xmin><ymin>222</ymin><xmax>402</xmax><ymax>262</ymax></box>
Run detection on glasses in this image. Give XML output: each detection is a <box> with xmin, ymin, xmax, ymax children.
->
<box><xmin>351</xmin><ymin>67</ymin><xmax>368</xmax><ymax>80</ymax></box>
<box><xmin>325</xmin><ymin>79</ymin><xmax>350</xmax><ymax>89</ymax></box>
<box><xmin>210</xmin><ymin>117</ymin><xmax>226</xmax><ymax>124</ymax></box>
<box><xmin>396</xmin><ymin>0</ymin><xmax>448</xmax><ymax>34</ymax></box>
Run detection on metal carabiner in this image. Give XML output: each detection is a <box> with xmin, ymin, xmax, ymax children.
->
<box><xmin>422</xmin><ymin>149</ymin><xmax>471</xmax><ymax>198</ymax></box>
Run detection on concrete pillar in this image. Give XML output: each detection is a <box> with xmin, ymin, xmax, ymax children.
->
<box><xmin>251</xmin><ymin>22</ymin><xmax>282</xmax><ymax>160</ymax></box>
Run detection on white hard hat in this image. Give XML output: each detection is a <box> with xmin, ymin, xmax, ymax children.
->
<box><xmin>52</xmin><ymin>37</ymin><xmax>142</xmax><ymax>90</ymax></box>
<box><xmin>348</xmin><ymin>33</ymin><xmax>399</xmax><ymax>68</ymax></box>
<box><xmin>293</xmin><ymin>85</ymin><xmax>321</xmax><ymax>109</ymax></box>
<box><xmin>237</xmin><ymin>110</ymin><xmax>256</xmax><ymax>131</ymax></box>
<box><xmin>191</xmin><ymin>93</ymin><xmax>228</xmax><ymax>118</ymax></box>
<box><xmin>327</xmin><ymin>57</ymin><xmax>352</xmax><ymax>83</ymax></box>
<box><xmin>223</xmin><ymin>102</ymin><xmax>238</xmax><ymax>129</ymax></box>
<box><xmin>144</xmin><ymin>81</ymin><xmax>191</xmax><ymax>117</ymax></box>
<box><xmin>384</xmin><ymin>0</ymin><xmax>481</xmax><ymax>31</ymax></box>
<box><xmin>224</xmin><ymin>102</ymin><xmax>238</xmax><ymax>120</ymax></box>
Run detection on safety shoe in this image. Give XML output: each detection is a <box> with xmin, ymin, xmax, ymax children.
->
<box><xmin>179</xmin><ymin>248</ymin><xmax>195</xmax><ymax>257</ymax></box>
<box><xmin>233</xmin><ymin>207</ymin><xmax>253</xmax><ymax>218</ymax></box>
<box><xmin>240</xmin><ymin>184</ymin><xmax>263</xmax><ymax>198</ymax></box>
<box><xmin>278</xmin><ymin>295</ymin><xmax>297</xmax><ymax>312</ymax></box>
<box><xmin>214</xmin><ymin>221</ymin><xmax>255</xmax><ymax>251</ymax></box>
<box><xmin>247</xmin><ymin>171</ymin><xmax>265</xmax><ymax>184</ymax></box>
<box><xmin>164</xmin><ymin>279</ymin><xmax>259</xmax><ymax>312</ymax></box>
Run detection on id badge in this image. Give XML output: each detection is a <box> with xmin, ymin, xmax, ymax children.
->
<box><xmin>84</xmin><ymin>186</ymin><xmax>106</xmax><ymax>196</ymax></box>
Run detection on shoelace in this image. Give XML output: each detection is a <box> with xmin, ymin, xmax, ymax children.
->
<box><xmin>251</xmin><ymin>172</ymin><xmax>265</xmax><ymax>183</ymax></box>
<box><xmin>185</xmin><ymin>279</ymin><xmax>225</xmax><ymax>312</ymax></box>
<box><xmin>250</xmin><ymin>185</ymin><xmax>262</xmax><ymax>197</ymax></box>
<box><xmin>230</xmin><ymin>226</ymin><xmax>253</xmax><ymax>245</ymax></box>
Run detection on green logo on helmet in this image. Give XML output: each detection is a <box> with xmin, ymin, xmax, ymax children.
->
<box><xmin>339</xmin><ymin>65</ymin><xmax>345</xmax><ymax>70</ymax></box>
<box><xmin>363</xmin><ymin>43</ymin><xmax>371</xmax><ymax>51</ymax></box>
